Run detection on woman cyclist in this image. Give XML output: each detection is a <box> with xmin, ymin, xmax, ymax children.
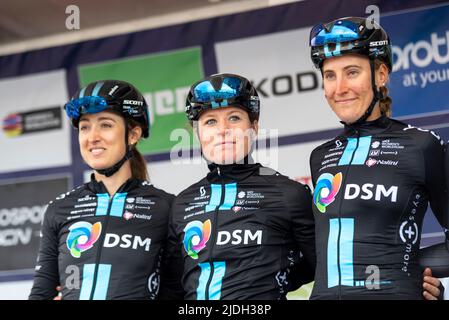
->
<box><xmin>308</xmin><ymin>16</ymin><xmax>448</xmax><ymax>299</ymax></box>
<box><xmin>160</xmin><ymin>73</ymin><xmax>316</xmax><ymax>300</ymax></box>
<box><xmin>29</xmin><ymin>80</ymin><xmax>174</xmax><ymax>300</ymax></box>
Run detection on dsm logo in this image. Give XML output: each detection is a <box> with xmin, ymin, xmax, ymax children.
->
<box><xmin>183</xmin><ymin>219</ymin><xmax>211</xmax><ymax>259</ymax></box>
<box><xmin>66</xmin><ymin>221</ymin><xmax>102</xmax><ymax>258</ymax></box>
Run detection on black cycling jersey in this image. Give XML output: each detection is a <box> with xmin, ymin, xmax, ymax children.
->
<box><xmin>309</xmin><ymin>115</ymin><xmax>448</xmax><ymax>299</ymax></box>
<box><xmin>160</xmin><ymin>161</ymin><xmax>316</xmax><ymax>300</ymax></box>
<box><xmin>29</xmin><ymin>177</ymin><xmax>174</xmax><ymax>300</ymax></box>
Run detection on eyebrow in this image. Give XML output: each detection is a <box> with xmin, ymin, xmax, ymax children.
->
<box><xmin>202</xmin><ymin>109</ymin><xmax>244</xmax><ymax>118</ymax></box>
<box><xmin>79</xmin><ymin>116</ymin><xmax>117</xmax><ymax>122</ymax></box>
<box><xmin>323</xmin><ymin>64</ymin><xmax>362</xmax><ymax>73</ymax></box>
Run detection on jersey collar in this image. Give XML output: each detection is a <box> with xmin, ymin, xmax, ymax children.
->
<box><xmin>207</xmin><ymin>155</ymin><xmax>262</xmax><ymax>183</ymax></box>
<box><xmin>341</xmin><ymin>114</ymin><xmax>392</xmax><ymax>137</ymax></box>
<box><xmin>86</xmin><ymin>173</ymin><xmax>142</xmax><ymax>194</ymax></box>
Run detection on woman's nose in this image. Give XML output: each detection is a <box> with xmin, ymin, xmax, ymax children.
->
<box><xmin>335</xmin><ymin>76</ymin><xmax>349</xmax><ymax>95</ymax></box>
<box><xmin>216</xmin><ymin>119</ymin><xmax>229</xmax><ymax>136</ymax></box>
<box><xmin>87</xmin><ymin>125</ymin><xmax>100</xmax><ymax>143</ymax></box>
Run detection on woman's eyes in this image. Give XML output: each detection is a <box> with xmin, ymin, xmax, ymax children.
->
<box><xmin>204</xmin><ymin>119</ymin><xmax>217</xmax><ymax>125</ymax></box>
<box><xmin>347</xmin><ymin>69</ymin><xmax>359</xmax><ymax>77</ymax></box>
<box><xmin>100</xmin><ymin>122</ymin><xmax>113</xmax><ymax>128</ymax></box>
<box><xmin>79</xmin><ymin>122</ymin><xmax>113</xmax><ymax>131</ymax></box>
<box><xmin>324</xmin><ymin>70</ymin><xmax>359</xmax><ymax>80</ymax></box>
<box><xmin>324</xmin><ymin>73</ymin><xmax>335</xmax><ymax>80</ymax></box>
<box><xmin>203</xmin><ymin>115</ymin><xmax>241</xmax><ymax>125</ymax></box>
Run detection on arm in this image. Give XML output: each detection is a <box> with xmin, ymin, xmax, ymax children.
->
<box><xmin>158</xmin><ymin>202</ymin><xmax>185</xmax><ymax>300</ymax></box>
<box><xmin>285</xmin><ymin>182</ymin><xmax>316</xmax><ymax>290</ymax></box>
<box><xmin>28</xmin><ymin>203</ymin><xmax>60</xmax><ymax>300</ymax></box>
<box><xmin>419</xmin><ymin>136</ymin><xmax>449</xmax><ymax>294</ymax></box>
<box><xmin>423</xmin><ymin>136</ymin><xmax>447</xmax><ymax>228</ymax></box>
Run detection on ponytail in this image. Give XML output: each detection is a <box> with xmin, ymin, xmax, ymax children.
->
<box><xmin>374</xmin><ymin>59</ymin><xmax>392</xmax><ymax>117</ymax></box>
<box><xmin>127</xmin><ymin>119</ymin><xmax>149</xmax><ymax>181</ymax></box>
<box><xmin>130</xmin><ymin>146</ymin><xmax>149</xmax><ymax>181</ymax></box>
<box><xmin>379</xmin><ymin>86</ymin><xmax>392</xmax><ymax>117</ymax></box>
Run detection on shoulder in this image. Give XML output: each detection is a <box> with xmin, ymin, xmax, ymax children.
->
<box><xmin>310</xmin><ymin>136</ymin><xmax>343</xmax><ymax>160</ymax></box>
<box><xmin>258</xmin><ymin>166</ymin><xmax>312</xmax><ymax>200</ymax></box>
<box><xmin>47</xmin><ymin>184</ymin><xmax>87</xmax><ymax>207</ymax></box>
<box><xmin>173</xmin><ymin>177</ymin><xmax>208</xmax><ymax>203</ymax></box>
<box><xmin>43</xmin><ymin>184</ymin><xmax>88</xmax><ymax>220</ymax></box>
<box><xmin>134</xmin><ymin>180</ymin><xmax>176</xmax><ymax>209</ymax></box>
<box><xmin>141</xmin><ymin>180</ymin><xmax>175</xmax><ymax>199</ymax></box>
<box><xmin>390</xmin><ymin>118</ymin><xmax>445</xmax><ymax>150</ymax></box>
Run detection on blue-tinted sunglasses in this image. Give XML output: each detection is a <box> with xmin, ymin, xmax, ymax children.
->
<box><xmin>192</xmin><ymin>76</ymin><xmax>243</xmax><ymax>105</ymax></box>
<box><xmin>64</xmin><ymin>96</ymin><xmax>112</xmax><ymax>120</ymax></box>
<box><xmin>310</xmin><ymin>20</ymin><xmax>361</xmax><ymax>46</ymax></box>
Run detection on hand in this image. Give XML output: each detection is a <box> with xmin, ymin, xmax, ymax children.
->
<box><xmin>53</xmin><ymin>286</ymin><xmax>62</xmax><ymax>300</ymax></box>
<box><xmin>423</xmin><ymin>268</ymin><xmax>441</xmax><ymax>300</ymax></box>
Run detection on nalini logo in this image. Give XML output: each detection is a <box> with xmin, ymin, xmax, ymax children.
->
<box><xmin>66</xmin><ymin>221</ymin><xmax>102</xmax><ymax>258</ymax></box>
<box><xmin>313</xmin><ymin>172</ymin><xmax>343</xmax><ymax>213</ymax></box>
<box><xmin>123</xmin><ymin>211</ymin><xmax>134</xmax><ymax>220</ymax></box>
<box><xmin>366</xmin><ymin>158</ymin><xmax>377</xmax><ymax>167</ymax></box>
<box><xmin>200</xmin><ymin>186</ymin><xmax>206</xmax><ymax>197</ymax></box>
<box><xmin>183</xmin><ymin>219</ymin><xmax>211</xmax><ymax>259</ymax></box>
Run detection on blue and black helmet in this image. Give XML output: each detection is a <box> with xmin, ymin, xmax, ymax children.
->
<box><xmin>64</xmin><ymin>80</ymin><xmax>150</xmax><ymax>138</ymax></box>
<box><xmin>309</xmin><ymin>16</ymin><xmax>392</xmax><ymax>72</ymax></box>
<box><xmin>186</xmin><ymin>73</ymin><xmax>260</xmax><ymax>122</ymax></box>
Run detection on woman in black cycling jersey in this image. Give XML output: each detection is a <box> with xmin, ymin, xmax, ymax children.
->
<box><xmin>29</xmin><ymin>80</ymin><xmax>174</xmax><ymax>300</ymax></box>
<box><xmin>160</xmin><ymin>73</ymin><xmax>316</xmax><ymax>300</ymax></box>
<box><xmin>308</xmin><ymin>16</ymin><xmax>447</xmax><ymax>299</ymax></box>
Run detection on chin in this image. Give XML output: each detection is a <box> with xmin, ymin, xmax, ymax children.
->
<box><xmin>86</xmin><ymin>160</ymin><xmax>111</xmax><ymax>171</ymax></box>
<box><xmin>334</xmin><ymin>112</ymin><xmax>359</xmax><ymax>124</ymax></box>
<box><xmin>215</xmin><ymin>156</ymin><xmax>235</xmax><ymax>165</ymax></box>
<box><xmin>207</xmin><ymin>153</ymin><xmax>236</xmax><ymax>165</ymax></box>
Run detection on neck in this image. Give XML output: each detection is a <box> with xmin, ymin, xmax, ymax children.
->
<box><xmin>365</xmin><ymin>104</ymin><xmax>382</xmax><ymax>122</ymax></box>
<box><xmin>93</xmin><ymin>161</ymin><xmax>132</xmax><ymax>196</ymax></box>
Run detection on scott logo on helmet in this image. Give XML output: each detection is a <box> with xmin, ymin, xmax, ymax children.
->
<box><xmin>123</xmin><ymin>100</ymin><xmax>144</xmax><ymax>106</ymax></box>
<box><xmin>370</xmin><ymin>40</ymin><xmax>389</xmax><ymax>47</ymax></box>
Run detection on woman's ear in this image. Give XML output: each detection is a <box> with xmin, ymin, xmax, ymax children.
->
<box><xmin>376</xmin><ymin>63</ymin><xmax>389</xmax><ymax>88</ymax></box>
<box><xmin>252</xmin><ymin>120</ymin><xmax>259</xmax><ymax>136</ymax></box>
<box><xmin>128</xmin><ymin>126</ymin><xmax>142</xmax><ymax>145</ymax></box>
<box><xmin>192</xmin><ymin>121</ymin><xmax>200</xmax><ymax>139</ymax></box>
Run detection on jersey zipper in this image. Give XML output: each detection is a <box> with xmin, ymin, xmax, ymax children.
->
<box><xmin>88</xmin><ymin>195</ymin><xmax>113</xmax><ymax>300</ymax></box>
<box><xmin>204</xmin><ymin>166</ymin><xmax>225</xmax><ymax>300</ymax></box>
<box><xmin>336</xmin><ymin>130</ymin><xmax>360</xmax><ymax>300</ymax></box>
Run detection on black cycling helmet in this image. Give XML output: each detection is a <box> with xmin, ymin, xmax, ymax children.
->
<box><xmin>64</xmin><ymin>80</ymin><xmax>150</xmax><ymax>177</ymax></box>
<box><xmin>310</xmin><ymin>16</ymin><xmax>392</xmax><ymax>72</ymax></box>
<box><xmin>185</xmin><ymin>73</ymin><xmax>260</xmax><ymax>122</ymax></box>
<box><xmin>309</xmin><ymin>17</ymin><xmax>392</xmax><ymax>125</ymax></box>
<box><xmin>65</xmin><ymin>80</ymin><xmax>150</xmax><ymax>138</ymax></box>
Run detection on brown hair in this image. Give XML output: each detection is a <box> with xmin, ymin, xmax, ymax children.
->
<box><xmin>127</xmin><ymin>120</ymin><xmax>149</xmax><ymax>181</ymax></box>
<box><xmin>374</xmin><ymin>59</ymin><xmax>392</xmax><ymax>117</ymax></box>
